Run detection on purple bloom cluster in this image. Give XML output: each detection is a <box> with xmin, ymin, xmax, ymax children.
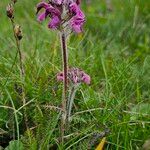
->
<box><xmin>57</xmin><ymin>67</ymin><xmax>91</xmax><ymax>85</ymax></box>
<box><xmin>36</xmin><ymin>0</ymin><xmax>85</xmax><ymax>32</ymax></box>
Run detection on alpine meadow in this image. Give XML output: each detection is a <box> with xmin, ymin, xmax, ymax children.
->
<box><xmin>0</xmin><ymin>0</ymin><xmax>150</xmax><ymax>149</ymax></box>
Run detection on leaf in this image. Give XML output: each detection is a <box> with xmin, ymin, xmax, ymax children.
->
<box><xmin>95</xmin><ymin>137</ymin><xmax>106</xmax><ymax>150</ymax></box>
<box><xmin>0</xmin><ymin>146</ymin><xmax>4</xmax><ymax>150</ymax></box>
<box><xmin>130</xmin><ymin>103</ymin><xmax>150</xmax><ymax>121</ymax></box>
<box><xmin>4</xmin><ymin>140</ymin><xmax>24</xmax><ymax>150</ymax></box>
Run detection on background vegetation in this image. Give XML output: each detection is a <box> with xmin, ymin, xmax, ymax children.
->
<box><xmin>0</xmin><ymin>0</ymin><xmax>150</xmax><ymax>149</ymax></box>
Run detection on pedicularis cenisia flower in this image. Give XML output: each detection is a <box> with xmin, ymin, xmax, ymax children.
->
<box><xmin>57</xmin><ymin>67</ymin><xmax>91</xmax><ymax>85</ymax></box>
<box><xmin>36</xmin><ymin>0</ymin><xmax>85</xmax><ymax>33</ymax></box>
<box><xmin>36</xmin><ymin>0</ymin><xmax>89</xmax><ymax>141</ymax></box>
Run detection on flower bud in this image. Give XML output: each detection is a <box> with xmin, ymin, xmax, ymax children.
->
<box><xmin>14</xmin><ymin>25</ymin><xmax>23</xmax><ymax>40</ymax></box>
<box><xmin>12</xmin><ymin>0</ymin><xmax>17</xmax><ymax>4</ymax></box>
<box><xmin>6</xmin><ymin>4</ymin><xmax>14</xmax><ymax>19</ymax></box>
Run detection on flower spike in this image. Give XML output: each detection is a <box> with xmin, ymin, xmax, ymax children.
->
<box><xmin>36</xmin><ymin>0</ymin><xmax>85</xmax><ymax>32</ymax></box>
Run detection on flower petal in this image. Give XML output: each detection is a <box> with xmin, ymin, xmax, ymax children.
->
<box><xmin>69</xmin><ymin>2</ymin><xmax>85</xmax><ymax>33</ymax></box>
<box><xmin>45</xmin><ymin>6</ymin><xmax>61</xmax><ymax>16</ymax></box>
<box><xmin>57</xmin><ymin>72</ymin><xmax>64</xmax><ymax>81</ymax></box>
<box><xmin>69</xmin><ymin>2</ymin><xmax>84</xmax><ymax>17</ymax></box>
<box><xmin>48</xmin><ymin>16</ymin><xmax>61</xmax><ymax>29</ymax></box>
<box><xmin>37</xmin><ymin>12</ymin><xmax>46</xmax><ymax>22</ymax></box>
<box><xmin>70</xmin><ymin>17</ymin><xmax>85</xmax><ymax>32</ymax></box>
<box><xmin>82</xmin><ymin>73</ymin><xmax>91</xmax><ymax>84</ymax></box>
<box><xmin>36</xmin><ymin>2</ymin><xmax>50</xmax><ymax>14</ymax></box>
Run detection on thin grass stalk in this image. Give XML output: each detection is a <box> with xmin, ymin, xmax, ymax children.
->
<box><xmin>6</xmin><ymin>89</ymin><xmax>20</xmax><ymax>148</ymax></box>
<box><xmin>3</xmin><ymin>50</ymin><xmax>18</xmax><ymax>87</ymax></box>
<box><xmin>10</xmin><ymin>18</ymin><xmax>25</xmax><ymax>77</ymax></box>
<box><xmin>10</xmin><ymin>18</ymin><xmax>28</xmax><ymax>129</ymax></box>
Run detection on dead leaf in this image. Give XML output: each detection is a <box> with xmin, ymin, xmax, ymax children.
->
<box><xmin>95</xmin><ymin>137</ymin><xmax>106</xmax><ymax>150</ymax></box>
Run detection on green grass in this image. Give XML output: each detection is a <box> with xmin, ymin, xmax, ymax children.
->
<box><xmin>0</xmin><ymin>0</ymin><xmax>150</xmax><ymax>149</ymax></box>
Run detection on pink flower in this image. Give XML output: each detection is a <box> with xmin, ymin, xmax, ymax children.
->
<box><xmin>48</xmin><ymin>15</ymin><xmax>61</xmax><ymax>29</ymax></box>
<box><xmin>57</xmin><ymin>72</ymin><xmax>64</xmax><ymax>81</ymax></box>
<box><xmin>36</xmin><ymin>0</ymin><xmax>85</xmax><ymax>32</ymax></box>
<box><xmin>37</xmin><ymin>1</ymin><xmax>61</xmax><ymax>29</ymax></box>
<box><xmin>57</xmin><ymin>67</ymin><xmax>91</xmax><ymax>85</ymax></box>
<box><xmin>69</xmin><ymin>2</ymin><xmax>85</xmax><ymax>32</ymax></box>
<box><xmin>82</xmin><ymin>73</ymin><xmax>90</xmax><ymax>85</ymax></box>
<box><xmin>37</xmin><ymin>12</ymin><xmax>46</xmax><ymax>22</ymax></box>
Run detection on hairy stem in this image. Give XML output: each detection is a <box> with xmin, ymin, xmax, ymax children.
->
<box><xmin>60</xmin><ymin>31</ymin><xmax>68</xmax><ymax>143</ymax></box>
